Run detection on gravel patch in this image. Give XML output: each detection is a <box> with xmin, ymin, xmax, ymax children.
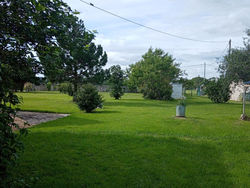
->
<box><xmin>15</xmin><ymin>111</ymin><xmax>69</xmax><ymax>128</ymax></box>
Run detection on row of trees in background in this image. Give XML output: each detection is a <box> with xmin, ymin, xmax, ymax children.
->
<box><xmin>58</xmin><ymin>28</ymin><xmax>250</xmax><ymax>105</ymax></box>
<box><xmin>57</xmin><ymin>47</ymin><xmax>182</xmax><ymax>106</ymax></box>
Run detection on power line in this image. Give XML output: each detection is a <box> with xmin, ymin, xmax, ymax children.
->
<box><xmin>79</xmin><ymin>0</ymin><xmax>228</xmax><ymax>43</ymax></box>
<box><xmin>181</xmin><ymin>64</ymin><xmax>203</xmax><ymax>68</ymax></box>
<box><xmin>221</xmin><ymin>43</ymin><xmax>229</xmax><ymax>56</ymax></box>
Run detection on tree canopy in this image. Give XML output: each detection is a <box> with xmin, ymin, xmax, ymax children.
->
<box><xmin>0</xmin><ymin>0</ymin><xmax>107</xmax><ymax>185</ymax></box>
<box><xmin>128</xmin><ymin>48</ymin><xmax>181</xmax><ymax>100</ymax></box>
<box><xmin>219</xmin><ymin>30</ymin><xmax>250</xmax><ymax>82</ymax></box>
<box><xmin>41</xmin><ymin>17</ymin><xmax>107</xmax><ymax>93</ymax></box>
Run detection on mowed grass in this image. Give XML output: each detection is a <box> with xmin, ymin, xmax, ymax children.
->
<box><xmin>14</xmin><ymin>92</ymin><xmax>250</xmax><ymax>187</ymax></box>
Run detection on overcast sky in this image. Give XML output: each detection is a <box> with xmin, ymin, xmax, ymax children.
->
<box><xmin>64</xmin><ymin>0</ymin><xmax>249</xmax><ymax>78</ymax></box>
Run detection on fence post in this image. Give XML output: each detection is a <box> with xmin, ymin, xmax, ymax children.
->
<box><xmin>243</xmin><ymin>87</ymin><xmax>246</xmax><ymax>115</ymax></box>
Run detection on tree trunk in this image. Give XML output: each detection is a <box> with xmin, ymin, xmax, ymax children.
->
<box><xmin>73</xmin><ymin>81</ymin><xmax>77</xmax><ymax>94</ymax></box>
<box><xmin>20</xmin><ymin>82</ymin><xmax>25</xmax><ymax>92</ymax></box>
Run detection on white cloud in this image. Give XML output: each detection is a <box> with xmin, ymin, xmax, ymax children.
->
<box><xmin>64</xmin><ymin>0</ymin><xmax>249</xmax><ymax>78</ymax></box>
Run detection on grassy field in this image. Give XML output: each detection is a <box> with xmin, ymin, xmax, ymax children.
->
<box><xmin>14</xmin><ymin>92</ymin><xmax>250</xmax><ymax>187</ymax></box>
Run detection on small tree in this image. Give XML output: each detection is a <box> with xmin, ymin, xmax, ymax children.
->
<box><xmin>46</xmin><ymin>82</ymin><xmax>52</xmax><ymax>91</ymax></box>
<box><xmin>109</xmin><ymin>65</ymin><xmax>124</xmax><ymax>99</ymax></box>
<box><xmin>128</xmin><ymin>48</ymin><xmax>181</xmax><ymax>100</ymax></box>
<box><xmin>205</xmin><ymin>77</ymin><xmax>231</xmax><ymax>103</ymax></box>
<box><xmin>75</xmin><ymin>84</ymin><xmax>103</xmax><ymax>113</ymax></box>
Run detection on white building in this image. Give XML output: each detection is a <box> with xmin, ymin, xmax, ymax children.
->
<box><xmin>171</xmin><ymin>83</ymin><xmax>183</xmax><ymax>99</ymax></box>
<box><xmin>230</xmin><ymin>81</ymin><xmax>250</xmax><ymax>101</ymax></box>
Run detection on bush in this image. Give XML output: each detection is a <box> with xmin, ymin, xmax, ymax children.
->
<box><xmin>59</xmin><ymin>82</ymin><xmax>74</xmax><ymax>96</ymax></box>
<box><xmin>109</xmin><ymin>65</ymin><xmax>124</xmax><ymax>100</ymax></box>
<box><xmin>205</xmin><ymin>78</ymin><xmax>231</xmax><ymax>103</ymax></box>
<box><xmin>142</xmin><ymin>80</ymin><xmax>173</xmax><ymax>100</ymax></box>
<box><xmin>46</xmin><ymin>82</ymin><xmax>52</xmax><ymax>91</ymax></box>
<box><xmin>75</xmin><ymin>84</ymin><xmax>103</xmax><ymax>113</ymax></box>
<box><xmin>110</xmin><ymin>85</ymin><xmax>124</xmax><ymax>100</ymax></box>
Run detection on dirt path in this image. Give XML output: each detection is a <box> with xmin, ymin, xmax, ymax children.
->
<box><xmin>14</xmin><ymin>111</ymin><xmax>69</xmax><ymax>129</ymax></box>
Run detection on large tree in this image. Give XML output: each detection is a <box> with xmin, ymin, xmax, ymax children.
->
<box><xmin>0</xmin><ymin>0</ymin><xmax>81</xmax><ymax>185</ymax></box>
<box><xmin>0</xmin><ymin>0</ymin><xmax>74</xmax><ymax>90</ymax></box>
<box><xmin>41</xmin><ymin>17</ymin><xmax>107</xmax><ymax>93</ymax></box>
<box><xmin>219</xmin><ymin>29</ymin><xmax>250</xmax><ymax>82</ymax></box>
<box><xmin>128</xmin><ymin>48</ymin><xmax>181</xmax><ymax>100</ymax></box>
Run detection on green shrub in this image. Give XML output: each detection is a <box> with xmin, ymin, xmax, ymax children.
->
<box><xmin>109</xmin><ymin>65</ymin><xmax>124</xmax><ymax>100</ymax></box>
<box><xmin>177</xmin><ymin>99</ymin><xmax>186</xmax><ymax>106</ymax></box>
<box><xmin>59</xmin><ymin>82</ymin><xmax>74</xmax><ymax>96</ymax></box>
<box><xmin>46</xmin><ymin>82</ymin><xmax>52</xmax><ymax>91</ymax></box>
<box><xmin>59</xmin><ymin>83</ymin><xmax>68</xmax><ymax>93</ymax></box>
<box><xmin>110</xmin><ymin>85</ymin><xmax>124</xmax><ymax>100</ymax></box>
<box><xmin>75</xmin><ymin>84</ymin><xmax>103</xmax><ymax>113</ymax></box>
<box><xmin>142</xmin><ymin>80</ymin><xmax>173</xmax><ymax>100</ymax></box>
<box><xmin>205</xmin><ymin>78</ymin><xmax>231</xmax><ymax>103</ymax></box>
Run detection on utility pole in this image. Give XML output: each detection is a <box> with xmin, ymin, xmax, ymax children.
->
<box><xmin>204</xmin><ymin>62</ymin><xmax>206</xmax><ymax>80</ymax></box>
<box><xmin>229</xmin><ymin>39</ymin><xmax>231</xmax><ymax>56</ymax></box>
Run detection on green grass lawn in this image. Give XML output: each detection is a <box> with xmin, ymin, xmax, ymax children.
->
<box><xmin>14</xmin><ymin>92</ymin><xmax>250</xmax><ymax>187</ymax></box>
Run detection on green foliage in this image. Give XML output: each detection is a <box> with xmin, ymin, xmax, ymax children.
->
<box><xmin>205</xmin><ymin>78</ymin><xmax>231</xmax><ymax>103</ymax></box>
<box><xmin>58</xmin><ymin>82</ymin><xmax>74</xmax><ymax>96</ymax></box>
<box><xmin>124</xmin><ymin>67</ymin><xmax>138</xmax><ymax>92</ymax></box>
<box><xmin>43</xmin><ymin>17</ymin><xmax>108</xmax><ymax>94</ymax></box>
<box><xmin>191</xmin><ymin>76</ymin><xmax>205</xmax><ymax>88</ymax></box>
<box><xmin>109</xmin><ymin>65</ymin><xmax>124</xmax><ymax>99</ymax></box>
<box><xmin>219</xmin><ymin>30</ymin><xmax>250</xmax><ymax>82</ymax></box>
<box><xmin>128</xmin><ymin>48</ymin><xmax>181</xmax><ymax>100</ymax></box>
<box><xmin>0</xmin><ymin>66</ymin><xmax>28</xmax><ymax>186</ymax></box>
<box><xmin>46</xmin><ymin>82</ymin><xmax>52</xmax><ymax>91</ymax></box>
<box><xmin>75</xmin><ymin>84</ymin><xmax>103</xmax><ymax>113</ymax></box>
<box><xmin>179</xmin><ymin>78</ymin><xmax>195</xmax><ymax>90</ymax></box>
<box><xmin>177</xmin><ymin>99</ymin><xmax>186</xmax><ymax>106</ymax></box>
<box><xmin>0</xmin><ymin>0</ymin><xmax>77</xmax><ymax>184</ymax></box>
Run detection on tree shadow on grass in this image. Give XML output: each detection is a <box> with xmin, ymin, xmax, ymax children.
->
<box><xmin>186</xmin><ymin>97</ymin><xmax>242</xmax><ymax>107</ymax></box>
<box><xmin>92</xmin><ymin>110</ymin><xmax>121</xmax><ymax>114</ymax></box>
<box><xmin>16</xmin><ymin>132</ymin><xmax>234</xmax><ymax>187</ymax></box>
<box><xmin>104</xmin><ymin>100</ymin><xmax>169</xmax><ymax>108</ymax></box>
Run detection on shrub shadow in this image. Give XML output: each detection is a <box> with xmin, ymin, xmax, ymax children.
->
<box><xmin>92</xmin><ymin>110</ymin><xmax>120</xmax><ymax>114</ymax></box>
<box><xmin>33</xmin><ymin>116</ymin><xmax>101</xmax><ymax>128</ymax></box>
<box><xmin>104</xmin><ymin>99</ymin><xmax>168</xmax><ymax>108</ymax></box>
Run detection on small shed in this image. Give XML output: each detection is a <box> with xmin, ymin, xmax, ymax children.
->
<box><xmin>171</xmin><ymin>83</ymin><xmax>183</xmax><ymax>99</ymax></box>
